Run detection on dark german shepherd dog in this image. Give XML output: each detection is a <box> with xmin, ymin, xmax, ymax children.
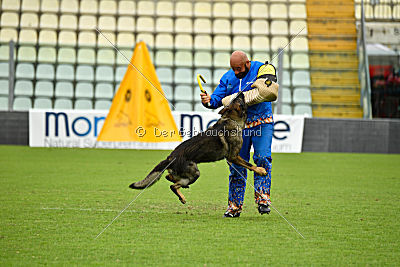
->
<box><xmin>129</xmin><ymin>92</ymin><xmax>267</xmax><ymax>204</ymax></box>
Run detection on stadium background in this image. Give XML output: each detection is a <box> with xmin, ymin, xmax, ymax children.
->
<box><xmin>0</xmin><ymin>1</ymin><xmax>400</xmax><ymax>265</ymax></box>
<box><xmin>0</xmin><ymin>0</ymin><xmax>398</xmax><ymax>118</ymax></box>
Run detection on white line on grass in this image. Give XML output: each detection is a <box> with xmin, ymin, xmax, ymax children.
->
<box><xmin>41</xmin><ymin>207</ymin><xmax>168</xmax><ymax>214</ymax></box>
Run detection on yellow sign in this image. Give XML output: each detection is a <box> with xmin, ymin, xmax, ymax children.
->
<box><xmin>97</xmin><ymin>41</ymin><xmax>181</xmax><ymax>142</ymax></box>
<box><xmin>257</xmin><ymin>64</ymin><xmax>276</xmax><ymax>78</ymax></box>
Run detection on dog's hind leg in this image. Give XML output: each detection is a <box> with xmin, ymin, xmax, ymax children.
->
<box><xmin>170</xmin><ymin>183</ymin><xmax>186</xmax><ymax>204</ymax></box>
<box><xmin>165</xmin><ymin>173</ymin><xmax>175</xmax><ymax>183</ymax></box>
<box><xmin>168</xmin><ymin>163</ymin><xmax>199</xmax><ymax>204</ymax></box>
<box><xmin>183</xmin><ymin>162</ymin><xmax>200</xmax><ymax>188</ymax></box>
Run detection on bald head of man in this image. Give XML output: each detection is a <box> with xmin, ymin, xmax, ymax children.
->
<box><xmin>230</xmin><ymin>51</ymin><xmax>251</xmax><ymax>79</ymax></box>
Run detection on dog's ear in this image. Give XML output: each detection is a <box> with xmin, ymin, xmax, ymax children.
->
<box><xmin>218</xmin><ymin>106</ymin><xmax>229</xmax><ymax>115</ymax></box>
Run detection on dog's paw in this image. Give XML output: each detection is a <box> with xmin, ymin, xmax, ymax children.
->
<box><xmin>255</xmin><ymin>167</ymin><xmax>267</xmax><ymax>176</ymax></box>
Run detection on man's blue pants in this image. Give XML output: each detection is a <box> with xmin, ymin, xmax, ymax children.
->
<box><xmin>227</xmin><ymin>123</ymin><xmax>273</xmax><ymax>213</ymax></box>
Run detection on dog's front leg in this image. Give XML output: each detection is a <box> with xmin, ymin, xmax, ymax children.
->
<box><xmin>229</xmin><ymin>155</ymin><xmax>267</xmax><ymax>176</ymax></box>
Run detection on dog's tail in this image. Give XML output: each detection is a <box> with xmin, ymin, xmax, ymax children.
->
<box><xmin>129</xmin><ymin>159</ymin><xmax>171</xmax><ymax>189</ymax></box>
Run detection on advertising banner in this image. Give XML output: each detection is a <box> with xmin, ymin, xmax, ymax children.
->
<box><xmin>29</xmin><ymin>110</ymin><xmax>305</xmax><ymax>153</ymax></box>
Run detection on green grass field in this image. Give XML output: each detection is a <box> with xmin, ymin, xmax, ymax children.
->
<box><xmin>0</xmin><ymin>145</ymin><xmax>399</xmax><ymax>265</ymax></box>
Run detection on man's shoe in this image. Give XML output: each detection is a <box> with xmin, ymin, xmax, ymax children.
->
<box><xmin>223</xmin><ymin>211</ymin><xmax>241</xmax><ymax>218</ymax></box>
<box><xmin>258</xmin><ymin>203</ymin><xmax>271</xmax><ymax>215</ymax></box>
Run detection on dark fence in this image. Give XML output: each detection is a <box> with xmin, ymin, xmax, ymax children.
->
<box><xmin>302</xmin><ymin>117</ymin><xmax>400</xmax><ymax>153</ymax></box>
<box><xmin>0</xmin><ymin>111</ymin><xmax>28</xmax><ymax>145</ymax></box>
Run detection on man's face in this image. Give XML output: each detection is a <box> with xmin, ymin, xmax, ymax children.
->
<box><xmin>231</xmin><ymin>61</ymin><xmax>250</xmax><ymax>79</ymax></box>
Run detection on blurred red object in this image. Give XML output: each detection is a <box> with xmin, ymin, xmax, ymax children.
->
<box><xmin>369</xmin><ymin>65</ymin><xmax>392</xmax><ymax>78</ymax></box>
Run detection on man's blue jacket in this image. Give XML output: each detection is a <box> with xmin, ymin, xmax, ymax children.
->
<box><xmin>207</xmin><ymin>61</ymin><xmax>274</xmax><ymax>128</ymax></box>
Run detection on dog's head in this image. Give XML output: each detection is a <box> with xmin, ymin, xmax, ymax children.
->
<box><xmin>218</xmin><ymin>91</ymin><xmax>247</xmax><ymax>121</ymax></box>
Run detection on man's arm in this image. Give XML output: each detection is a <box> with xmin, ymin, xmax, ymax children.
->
<box><xmin>200</xmin><ymin>76</ymin><xmax>228</xmax><ymax>109</ymax></box>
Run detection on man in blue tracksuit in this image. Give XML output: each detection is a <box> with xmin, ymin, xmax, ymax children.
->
<box><xmin>200</xmin><ymin>51</ymin><xmax>275</xmax><ymax>217</ymax></box>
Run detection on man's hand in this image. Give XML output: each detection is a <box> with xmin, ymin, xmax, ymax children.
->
<box><xmin>200</xmin><ymin>93</ymin><xmax>211</xmax><ymax>104</ymax></box>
